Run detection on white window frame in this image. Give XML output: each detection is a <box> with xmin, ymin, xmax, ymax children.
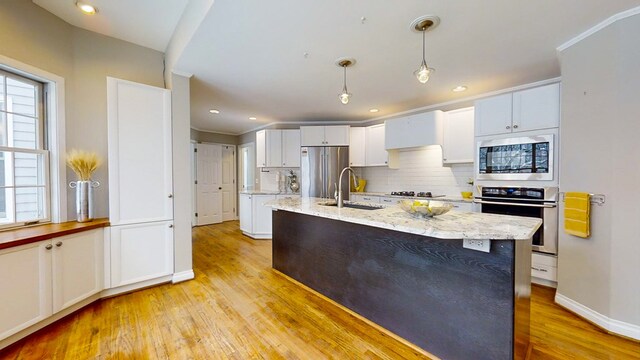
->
<box><xmin>0</xmin><ymin>55</ymin><xmax>67</xmax><ymax>224</ymax></box>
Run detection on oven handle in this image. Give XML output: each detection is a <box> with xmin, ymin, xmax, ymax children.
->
<box><xmin>473</xmin><ymin>200</ymin><xmax>557</xmax><ymax>208</ymax></box>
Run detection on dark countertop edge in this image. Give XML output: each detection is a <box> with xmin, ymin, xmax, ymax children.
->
<box><xmin>0</xmin><ymin>218</ymin><xmax>110</xmax><ymax>251</ymax></box>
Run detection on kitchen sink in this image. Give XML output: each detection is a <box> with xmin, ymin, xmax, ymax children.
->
<box><xmin>318</xmin><ymin>201</ymin><xmax>384</xmax><ymax>211</ymax></box>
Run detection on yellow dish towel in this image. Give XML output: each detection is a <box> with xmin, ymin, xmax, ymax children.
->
<box><xmin>564</xmin><ymin>192</ymin><xmax>591</xmax><ymax>238</ymax></box>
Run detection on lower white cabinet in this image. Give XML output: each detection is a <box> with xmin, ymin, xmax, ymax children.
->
<box><xmin>0</xmin><ymin>229</ymin><xmax>103</xmax><ymax>341</ymax></box>
<box><xmin>109</xmin><ymin>221</ymin><xmax>174</xmax><ymax>288</ymax></box>
<box><xmin>351</xmin><ymin>194</ymin><xmax>380</xmax><ymax>203</ymax></box>
<box><xmin>451</xmin><ymin>202</ymin><xmax>475</xmax><ymax>212</ymax></box>
<box><xmin>239</xmin><ymin>193</ymin><xmax>297</xmax><ymax>239</ymax></box>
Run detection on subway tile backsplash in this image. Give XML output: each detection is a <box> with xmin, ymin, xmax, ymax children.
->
<box><xmin>354</xmin><ymin>146</ymin><xmax>474</xmax><ymax>196</ymax></box>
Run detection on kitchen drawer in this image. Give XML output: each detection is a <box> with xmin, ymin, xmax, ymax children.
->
<box><xmin>379</xmin><ymin>197</ymin><xmax>399</xmax><ymax>205</ymax></box>
<box><xmin>352</xmin><ymin>195</ymin><xmax>380</xmax><ymax>203</ymax></box>
<box><xmin>451</xmin><ymin>202</ymin><xmax>474</xmax><ymax>212</ymax></box>
<box><xmin>532</xmin><ymin>253</ymin><xmax>557</xmax><ymax>281</ymax></box>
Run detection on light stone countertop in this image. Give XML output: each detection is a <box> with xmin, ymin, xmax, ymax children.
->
<box><xmin>352</xmin><ymin>192</ymin><xmax>474</xmax><ymax>203</ymax></box>
<box><xmin>239</xmin><ymin>190</ymin><xmax>300</xmax><ymax>195</ymax></box>
<box><xmin>266</xmin><ymin>197</ymin><xmax>541</xmax><ymax>240</ymax></box>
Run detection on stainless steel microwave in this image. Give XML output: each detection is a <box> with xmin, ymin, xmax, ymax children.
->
<box><xmin>476</xmin><ymin>134</ymin><xmax>554</xmax><ymax>181</ymax></box>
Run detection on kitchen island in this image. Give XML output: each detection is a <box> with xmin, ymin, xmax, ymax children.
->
<box><xmin>268</xmin><ymin>197</ymin><xmax>541</xmax><ymax>360</ymax></box>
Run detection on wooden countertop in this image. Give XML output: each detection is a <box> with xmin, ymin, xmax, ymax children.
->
<box><xmin>0</xmin><ymin>218</ymin><xmax>110</xmax><ymax>250</ymax></box>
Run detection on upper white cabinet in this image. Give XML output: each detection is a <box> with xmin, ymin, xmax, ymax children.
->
<box><xmin>301</xmin><ymin>125</ymin><xmax>349</xmax><ymax>146</ymax></box>
<box><xmin>265</xmin><ymin>130</ymin><xmax>282</xmax><ymax>167</ymax></box>
<box><xmin>475</xmin><ymin>83</ymin><xmax>560</xmax><ymax>137</ymax></box>
<box><xmin>365</xmin><ymin>124</ymin><xmax>388</xmax><ymax>166</ymax></box>
<box><xmin>256</xmin><ymin>129</ymin><xmax>266</xmax><ymax>167</ymax></box>
<box><xmin>385</xmin><ymin>111</ymin><xmax>444</xmax><ymax>150</ymax></box>
<box><xmin>281</xmin><ymin>130</ymin><xmax>301</xmax><ymax>167</ymax></box>
<box><xmin>349</xmin><ymin>127</ymin><xmax>366</xmax><ymax>167</ymax></box>
<box><xmin>513</xmin><ymin>84</ymin><xmax>561</xmax><ymax>132</ymax></box>
<box><xmin>107</xmin><ymin>77</ymin><xmax>173</xmax><ymax>225</ymax></box>
<box><xmin>443</xmin><ymin>107</ymin><xmax>475</xmax><ymax>164</ymax></box>
<box><xmin>256</xmin><ymin>129</ymin><xmax>300</xmax><ymax>168</ymax></box>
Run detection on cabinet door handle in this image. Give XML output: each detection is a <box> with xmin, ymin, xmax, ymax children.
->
<box><xmin>168</xmin><ymin>194</ymin><xmax>173</xmax><ymax>198</ymax></box>
<box><xmin>55</xmin><ymin>241</ymin><xmax>63</xmax><ymax>247</ymax></box>
<box><xmin>169</xmin><ymin>224</ymin><xmax>174</xmax><ymax>228</ymax></box>
<box><xmin>218</xmin><ymin>187</ymin><xmax>222</xmax><ymax>190</ymax></box>
<box><xmin>45</xmin><ymin>244</ymin><xmax>53</xmax><ymax>250</ymax></box>
<box><xmin>513</xmin><ymin>124</ymin><xmax>519</xmax><ymax>129</ymax></box>
<box><xmin>506</xmin><ymin>125</ymin><xmax>511</xmax><ymax>130</ymax></box>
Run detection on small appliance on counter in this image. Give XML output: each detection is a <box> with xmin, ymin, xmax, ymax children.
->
<box><xmin>287</xmin><ymin>170</ymin><xmax>299</xmax><ymax>193</ymax></box>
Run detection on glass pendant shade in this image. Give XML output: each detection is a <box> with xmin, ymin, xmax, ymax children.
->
<box><xmin>414</xmin><ymin>61</ymin><xmax>434</xmax><ymax>84</ymax></box>
<box><xmin>339</xmin><ymin>89</ymin><xmax>351</xmax><ymax>105</ymax></box>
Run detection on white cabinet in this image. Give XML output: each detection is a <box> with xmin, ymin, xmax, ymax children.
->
<box><xmin>349</xmin><ymin>127</ymin><xmax>366</xmax><ymax>167</ymax></box>
<box><xmin>281</xmin><ymin>130</ymin><xmax>300</xmax><ymax>167</ymax></box>
<box><xmin>385</xmin><ymin>111</ymin><xmax>444</xmax><ymax>150</ymax></box>
<box><xmin>451</xmin><ymin>202</ymin><xmax>475</xmax><ymax>212</ymax></box>
<box><xmin>301</xmin><ymin>126</ymin><xmax>350</xmax><ymax>146</ymax></box>
<box><xmin>256</xmin><ymin>129</ymin><xmax>266</xmax><ymax>167</ymax></box>
<box><xmin>52</xmin><ymin>230</ymin><xmax>103</xmax><ymax>313</ymax></box>
<box><xmin>239</xmin><ymin>193</ymin><xmax>253</xmax><ymax>234</ymax></box>
<box><xmin>0</xmin><ymin>229</ymin><xmax>104</xmax><ymax>341</ymax></box>
<box><xmin>0</xmin><ymin>242</ymin><xmax>51</xmax><ymax>340</ymax></box>
<box><xmin>513</xmin><ymin>84</ymin><xmax>561</xmax><ymax>132</ymax></box>
<box><xmin>107</xmin><ymin>77</ymin><xmax>174</xmax><ymax>290</ymax></box>
<box><xmin>265</xmin><ymin>130</ymin><xmax>283</xmax><ymax>167</ymax></box>
<box><xmin>109</xmin><ymin>221</ymin><xmax>174</xmax><ymax>288</ymax></box>
<box><xmin>257</xmin><ymin>129</ymin><xmax>300</xmax><ymax>168</ymax></box>
<box><xmin>443</xmin><ymin>107</ymin><xmax>475</xmax><ymax>164</ymax></box>
<box><xmin>252</xmin><ymin>194</ymin><xmax>276</xmax><ymax>237</ymax></box>
<box><xmin>365</xmin><ymin>124</ymin><xmax>388</xmax><ymax>166</ymax></box>
<box><xmin>379</xmin><ymin>196</ymin><xmax>398</xmax><ymax>205</ymax></box>
<box><xmin>475</xmin><ymin>83</ymin><xmax>560</xmax><ymax>137</ymax></box>
<box><xmin>350</xmin><ymin>194</ymin><xmax>380</xmax><ymax>203</ymax></box>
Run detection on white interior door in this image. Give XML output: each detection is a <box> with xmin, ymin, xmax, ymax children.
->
<box><xmin>196</xmin><ymin>143</ymin><xmax>222</xmax><ymax>225</ymax></box>
<box><xmin>221</xmin><ymin>145</ymin><xmax>236</xmax><ymax>221</ymax></box>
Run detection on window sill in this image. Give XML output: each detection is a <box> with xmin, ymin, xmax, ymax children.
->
<box><xmin>0</xmin><ymin>218</ymin><xmax>110</xmax><ymax>250</ymax></box>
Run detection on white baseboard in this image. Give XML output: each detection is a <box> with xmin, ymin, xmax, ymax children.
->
<box><xmin>532</xmin><ymin>276</ymin><xmax>557</xmax><ymax>288</ymax></box>
<box><xmin>101</xmin><ymin>275</ymin><xmax>172</xmax><ymax>298</ymax></box>
<box><xmin>555</xmin><ymin>292</ymin><xmax>640</xmax><ymax>340</ymax></box>
<box><xmin>172</xmin><ymin>270</ymin><xmax>195</xmax><ymax>283</ymax></box>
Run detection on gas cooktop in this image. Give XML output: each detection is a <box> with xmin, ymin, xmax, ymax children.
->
<box><xmin>388</xmin><ymin>191</ymin><xmax>446</xmax><ymax>198</ymax></box>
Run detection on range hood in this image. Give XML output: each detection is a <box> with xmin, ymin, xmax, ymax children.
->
<box><xmin>384</xmin><ymin>110</ymin><xmax>444</xmax><ymax>168</ymax></box>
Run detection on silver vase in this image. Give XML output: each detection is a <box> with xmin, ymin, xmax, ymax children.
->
<box><xmin>69</xmin><ymin>180</ymin><xmax>100</xmax><ymax>222</ymax></box>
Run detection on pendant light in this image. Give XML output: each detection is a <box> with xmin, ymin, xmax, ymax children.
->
<box><xmin>410</xmin><ymin>15</ymin><xmax>440</xmax><ymax>84</ymax></box>
<box><xmin>335</xmin><ymin>57</ymin><xmax>356</xmax><ymax>105</ymax></box>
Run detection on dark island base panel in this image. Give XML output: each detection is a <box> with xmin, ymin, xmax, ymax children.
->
<box><xmin>272</xmin><ymin>211</ymin><xmax>531</xmax><ymax>360</ymax></box>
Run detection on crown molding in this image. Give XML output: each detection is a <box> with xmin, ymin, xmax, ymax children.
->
<box><xmin>557</xmin><ymin>6</ymin><xmax>640</xmax><ymax>52</ymax></box>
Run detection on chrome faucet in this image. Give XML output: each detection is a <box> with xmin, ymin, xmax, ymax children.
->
<box><xmin>337</xmin><ymin>167</ymin><xmax>356</xmax><ymax>208</ymax></box>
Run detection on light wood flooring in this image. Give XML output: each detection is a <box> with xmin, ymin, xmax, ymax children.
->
<box><xmin>1</xmin><ymin>221</ymin><xmax>639</xmax><ymax>359</ymax></box>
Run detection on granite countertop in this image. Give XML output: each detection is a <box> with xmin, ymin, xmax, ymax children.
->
<box><xmin>239</xmin><ymin>190</ymin><xmax>300</xmax><ymax>195</ymax></box>
<box><xmin>267</xmin><ymin>197</ymin><xmax>541</xmax><ymax>240</ymax></box>
<box><xmin>352</xmin><ymin>192</ymin><xmax>474</xmax><ymax>203</ymax></box>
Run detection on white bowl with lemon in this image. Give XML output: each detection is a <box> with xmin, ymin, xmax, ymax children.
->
<box><xmin>399</xmin><ymin>199</ymin><xmax>454</xmax><ymax>218</ymax></box>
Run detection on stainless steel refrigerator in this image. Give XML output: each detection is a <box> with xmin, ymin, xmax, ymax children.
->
<box><xmin>300</xmin><ymin>146</ymin><xmax>350</xmax><ymax>200</ymax></box>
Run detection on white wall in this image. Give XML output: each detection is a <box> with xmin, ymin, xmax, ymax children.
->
<box><xmin>356</xmin><ymin>146</ymin><xmax>474</xmax><ymax>196</ymax></box>
<box><xmin>557</xmin><ymin>12</ymin><xmax>640</xmax><ymax>338</ymax></box>
<box><xmin>0</xmin><ymin>0</ymin><xmax>165</xmax><ymax>220</ymax></box>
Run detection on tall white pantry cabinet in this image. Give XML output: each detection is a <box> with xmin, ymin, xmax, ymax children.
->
<box><xmin>106</xmin><ymin>77</ymin><xmax>174</xmax><ymax>289</ymax></box>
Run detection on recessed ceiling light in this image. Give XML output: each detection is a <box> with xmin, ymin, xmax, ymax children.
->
<box><xmin>452</xmin><ymin>85</ymin><xmax>468</xmax><ymax>92</ymax></box>
<box><xmin>209</xmin><ymin>109</ymin><xmax>220</xmax><ymax>114</ymax></box>
<box><xmin>369</xmin><ymin>108</ymin><xmax>380</xmax><ymax>113</ymax></box>
<box><xmin>76</xmin><ymin>1</ymin><xmax>97</xmax><ymax>15</ymax></box>
<box><xmin>249</xmin><ymin>117</ymin><xmax>257</xmax><ymax>120</ymax></box>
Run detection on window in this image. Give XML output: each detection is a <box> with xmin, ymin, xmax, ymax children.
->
<box><xmin>0</xmin><ymin>69</ymin><xmax>49</xmax><ymax>228</ymax></box>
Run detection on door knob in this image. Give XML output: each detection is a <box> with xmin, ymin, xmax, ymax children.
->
<box><xmin>55</xmin><ymin>241</ymin><xmax>63</xmax><ymax>247</ymax></box>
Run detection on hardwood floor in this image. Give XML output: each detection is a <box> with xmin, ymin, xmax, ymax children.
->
<box><xmin>1</xmin><ymin>221</ymin><xmax>639</xmax><ymax>359</ymax></box>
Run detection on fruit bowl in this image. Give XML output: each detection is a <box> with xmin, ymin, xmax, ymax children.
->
<box><xmin>399</xmin><ymin>199</ymin><xmax>454</xmax><ymax>218</ymax></box>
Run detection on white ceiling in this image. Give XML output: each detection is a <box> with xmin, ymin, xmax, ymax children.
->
<box><xmin>178</xmin><ymin>1</ymin><xmax>640</xmax><ymax>135</ymax></box>
<box><xmin>32</xmin><ymin>0</ymin><xmax>188</xmax><ymax>52</ymax></box>
<box><xmin>32</xmin><ymin>1</ymin><xmax>640</xmax><ymax>135</ymax></box>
